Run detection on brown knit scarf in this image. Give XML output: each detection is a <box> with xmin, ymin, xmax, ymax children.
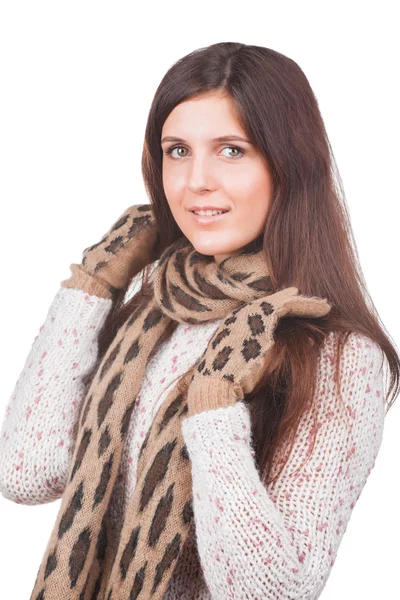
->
<box><xmin>30</xmin><ymin>205</ymin><xmax>331</xmax><ymax>599</ymax></box>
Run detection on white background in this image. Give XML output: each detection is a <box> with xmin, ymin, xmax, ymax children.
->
<box><xmin>0</xmin><ymin>1</ymin><xmax>399</xmax><ymax>598</ymax></box>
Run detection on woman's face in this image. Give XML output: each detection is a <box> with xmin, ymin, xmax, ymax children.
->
<box><xmin>161</xmin><ymin>91</ymin><xmax>273</xmax><ymax>265</ymax></box>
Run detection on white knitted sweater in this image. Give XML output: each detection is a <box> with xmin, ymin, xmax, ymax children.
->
<box><xmin>0</xmin><ymin>287</ymin><xmax>386</xmax><ymax>599</ymax></box>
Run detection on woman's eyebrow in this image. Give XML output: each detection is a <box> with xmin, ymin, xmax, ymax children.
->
<box><xmin>161</xmin><ymin>135</ymin><xmax>252</xmax><ymax>144</ymax></box>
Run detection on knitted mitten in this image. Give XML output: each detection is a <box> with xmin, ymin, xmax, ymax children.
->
<box><xmin>187</xmin><ymin>287</ymin><xmax>332</xmax><ymax>416</ymax></box>
<box><xmin>61</xmin><ymin>203</ymin><xmax>160</xmax><ymax>299</ymax></box>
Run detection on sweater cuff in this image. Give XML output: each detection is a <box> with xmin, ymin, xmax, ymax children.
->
<box><xmin>186</xmin><ymin>376</ymin><xmax>244</xmax><ymax>417</ymax></box>
<box><xmin>181</xmin><ymin>401</ymin><xmax>252</xmax><ymax>450</ymax></box>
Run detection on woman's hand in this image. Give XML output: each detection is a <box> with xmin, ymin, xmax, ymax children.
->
<box><xmin>61</xmin><ymin>203</ymin><xmax>160</xmax><ymax>298</ymax></box>
<box><xmin>187</xmin><ymin>287</ymin><xmax>331</xmax><ymax>416</ymax></box>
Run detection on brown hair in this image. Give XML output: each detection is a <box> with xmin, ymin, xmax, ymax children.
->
<box><xmin>84</xmin><ymin>42</ymin><xmax>399</xmax><ymax>485</ymax></box>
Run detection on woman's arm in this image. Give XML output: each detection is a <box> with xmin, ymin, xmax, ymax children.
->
<box><xmin>0</xmin><ymin>286</ymin><xmax>112</xmax><ymax>505</ymax></box>
<box><xmin>181</xmin><ymin>332</ymin><xmax>386</xmax><ymax>599</ymax></box>
<box><xmin>0</xmin><ymin>203</ymin><xmax>161</xmax><ymax>506</ymax></box>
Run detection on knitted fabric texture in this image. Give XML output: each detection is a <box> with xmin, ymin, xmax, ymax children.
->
<box><xmin>29</xmin><ymin>214</ymin><xmax>331</xmax><ymax>599</ymax></box>
<box><xmin>0</xmin><ymin>288</ymin><xmax>386</xmax><ymax>598</ymax></box>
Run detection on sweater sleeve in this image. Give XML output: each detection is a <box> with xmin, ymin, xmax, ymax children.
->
<box><xmin>0</xmin><ymin>287</ymin><xmax>112</xmax><ymax>505</ymax></box>
<box><xmin>181</xmin><ymin>332</ymin><xmax>386</xmax><ymax>600</ymax></box>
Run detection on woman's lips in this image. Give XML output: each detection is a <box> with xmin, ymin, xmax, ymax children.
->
<box><xmin>189</xmin><ymin>210</ymin><xmax>230</xmax><ymax>224</ymax></box>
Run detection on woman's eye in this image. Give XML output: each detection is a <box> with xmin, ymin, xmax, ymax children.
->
<box><xmin>166</xmin><ymin>146</ymin><xmax>188</xmax><ymax>158</ymax></box>
<box><xmin>164</xmin><ymin>145</ymin><xmax>245</xmax><ymax>159</ymax></box>
<box><xmin>221</xmin><ymin>146</ymin><xmax>244</xmax><ymax>158</ymax></box>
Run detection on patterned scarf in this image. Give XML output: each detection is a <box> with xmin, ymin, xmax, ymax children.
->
<box><xmin>30</xmin><ymin>205</ymin><xmax>331</xmax><ymax>599</ymax></box>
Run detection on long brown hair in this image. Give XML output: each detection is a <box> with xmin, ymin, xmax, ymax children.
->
<box><xmin>84</xmin><ymin>42</ymin><xmax>399</xmax><ymax>485</ymax></box>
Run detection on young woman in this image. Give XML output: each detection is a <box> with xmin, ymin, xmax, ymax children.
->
<box><xmin>1</xmin><ymin>41</ymin><xmax>398</xmax><ymax>600</ymax></box>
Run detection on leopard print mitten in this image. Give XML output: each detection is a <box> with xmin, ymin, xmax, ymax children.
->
<box><xmin>61</xmin><ymin>203</ymin><xmax>160</xmax><ymax>299</ymax></box>
<box><xmin>187</xmin><ymin>287</ymin><xmax>332</xmax><ymax>416</ymax></box>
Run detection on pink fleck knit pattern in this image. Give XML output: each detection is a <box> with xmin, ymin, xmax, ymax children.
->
<box><xmin>0</xmin><ymin>288</ymin><xmax>112</xmax><ymax>504</ymax></box>
<box><xmin>0</xmin><ymin>287</ymin><xmax>386</xmax><ymax>599</ymax></box>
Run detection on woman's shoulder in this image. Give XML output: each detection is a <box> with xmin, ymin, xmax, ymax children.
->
<box><xmin>315</xmin><ymin>330</ymin><xmax>387</xmax><ymax>423</ymax></box>
<box><xmin>321</xmin><ymin>330</ymin><xmax>384</xmax><ymax>371</ymax></box>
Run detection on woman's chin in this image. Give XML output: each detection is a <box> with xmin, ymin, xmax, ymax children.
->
<box><xmin>187</xmin><ymin>234</ymin><xmax>231</xmax><ymax>254</ymax></box>
<box><xmin>189</xmin><ymin>241</ymin><xmax>231</xmax><ymax>258</ymax></box>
